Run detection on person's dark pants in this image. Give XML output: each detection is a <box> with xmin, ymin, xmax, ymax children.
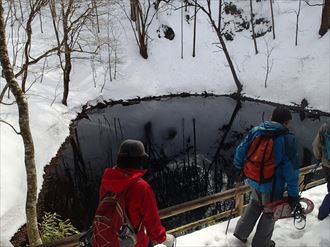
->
<box><xmin>318</xmin><ymin>193</ymin><xmax>330</xmax><ymax>220</ymax></box>
<box><xmin>148</xmin><ymin>241</ymin><xmax>154</xmax><ymax>247</ymax></box>
<box><xmin>322</xmin><ymin>165</ymin><xmax>330</xmax><ymax>192</ymax></box>
<box><xmin>234</xmin><ymin>188</ymin><xmax>278</xmax><ymax>247</ymax></box>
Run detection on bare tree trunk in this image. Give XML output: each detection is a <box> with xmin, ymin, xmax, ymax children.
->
<box><xmin>136</xmin><ymin>2</ymin><xmax>148</xmax><ymax>59</ymax></box>
<box><xmin>114</xmin><ymin>47</ymin><xmax>117</xmax><ymax>79</ymax></box>
<box><xmin>192</xmin><ymin>1</ymin><xmax>197</xmax><ymax>57</ymax></box>
<box><xmin>263</xmin><ymin>38</ymin><xmax>274</xmax><ymax>88</ymax></box>
<box><xmin>61</xmin><ymin>0</ymin><xmax>73</xmax><ymax>105</ymax></box>
<box><xmin>124</xmin><ymin>0</ymin><xmax>157</xmax><ymax>59</ymax></box>
<box><xmin>49</xmin><ymin>0</ymin><xmax>61</xmax><ymax>50</ymax></box>
<box><xmin>130</xmin><ymin>0</ymin><xmax>137</xmax><ymax>21</ymax></box>
<box><xmin>295</xmin><ymin>0</ymin><xmax>302</xmax><ymax>46</ymax></box>
<box><xmin>250</xmin><ymin>0</ymin><xmax>258</xmax><ymax>54</ymax></box>
<box><xmin>107</xmin><ymin>12</ymin><xmax>113</xmax><ymax>82</ymax></box>
<box><xmin>201</xmin><ymin>0</ymin><xmax>242</xmax><ymax>94</ymax></box>
<box><xmin>18</xmin><ymin>0</ymin><xmax>24</xmax><ymax>21</ymax></box>
<box><xmin>0</xmin><ymin>2</ymin><xmax>42</xmax><ymax>246</ymax></box>
<box><xmin>91</xmin><ymin>0</ymin><xmax>100</xmax><ymax>33</ymax></box>
<box><xmin>21</xmin><ymin>15</ymin><xmax>32</xmax><ymax>93</ymax></box>
<box><xmin>181</xmin><ymin>0</ymin><xmax>184</xmax><ymax>59</ymax></box>
<box><xmin>269</xmin><ymin>0</ymin><xmax>275</xmax><ymax>39</ymax></box>
<box><xmin>214</xmin><ymin>23</ymin><xmax>242</xmax><ymax>93</ymax></box>
<box><xmin>39</xmin><ymin>7</ymin><xmax>43</xmax><ymax>33</ymax></box>
<box><xmin>138</xmin><ymin>32</ymin><xmax>148</xmax><ymax>59</ymax></box>
<box><xmin>218</xmin><ymin>0</ymin><xmax>222</xmax><ymax>32</ymax></box>
<box><xmin>319</xmin><ymin>0</ymin><xmax>330</xmax><ymax>36</ymax></box>
<box><xmin>62</xmin><ymin>49</ymin><xmax>71</xmax><ymax>106</ymax></box>
<box><xmin>61</xmin><ymin>34</ymin><xmax>71</xmax><ymax>106</ymax></box>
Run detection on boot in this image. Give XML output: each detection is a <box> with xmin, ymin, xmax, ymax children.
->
<box><xmin>233</xmin><ymin>233</ymin><xmax>247</xmax><ymax>243</ymax></box>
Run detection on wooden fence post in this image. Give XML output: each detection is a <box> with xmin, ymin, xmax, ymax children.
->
<box><xmin>299</xmin><ymin>174</ymin><xmax>305</xmax><ymax>191</ymax></box>
<box><xmin>235</xmin><ymin>193</ymin><xmax>244</xmax><ymax>216</ymax></box>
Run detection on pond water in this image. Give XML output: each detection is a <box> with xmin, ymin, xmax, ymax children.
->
<box><xmin>37</xmin><ymin>95</ymin><xmax>329</xmax><ymax>232</ymax></box>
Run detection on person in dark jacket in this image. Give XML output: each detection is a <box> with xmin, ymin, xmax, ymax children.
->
<box><xmin>232</xmin><ymin>106</ymin><xmax>299</xmax><ymax>247</ymax></box>
<box><xmin>99</xmin><ymin>139</ymin><xmax>175</xmax><ymax>247</ymax></box>
<box><xmin>312</xmin><ymin>119</ymin><xmax>330</xmax><ymax>220</ymax></box>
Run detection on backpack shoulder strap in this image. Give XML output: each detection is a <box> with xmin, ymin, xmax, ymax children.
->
<box><xmin>116</xmin><ymin>178</ymin><xmax>142</xmax><ymax>225</ymax></box>
<box><xmin>247</xmin><ymin>135</ymin><xmax>265</xmax><ymax>160</ymax></box>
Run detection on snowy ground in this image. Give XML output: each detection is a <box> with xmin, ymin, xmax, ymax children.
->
<box><xmin>162</xmin><ymin>184</ymin><xmax>330</xmax><ymax>247</ymax></box>
<box><xmin>0</xmin><ymin>0</ymin><xmax>329</xmax><ymax>246</ymax></box>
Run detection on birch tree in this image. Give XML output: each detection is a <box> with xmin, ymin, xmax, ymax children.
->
<box><xmin>0</xmin><ymin>1</ymin><xmax>42</xmax><ymax>245</ymax></box>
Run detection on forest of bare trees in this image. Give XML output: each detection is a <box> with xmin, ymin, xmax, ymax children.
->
<box><xmin>0</xmin><ymin>0</ymin><xmax>117</xmax><ymax>245</ymax></box>
<box><xmin>0</xmin><ymin>0</ymin><xmax>329</xmax><ymax>246</ymax></box>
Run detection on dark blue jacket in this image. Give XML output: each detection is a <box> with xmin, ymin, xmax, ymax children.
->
<box><xmin>318</xmin><ymin>193</ymin><xmax>330</xmax><ymax>220</ymax></box>
<box><xmin>234</xmin><ymin>121</ymin><xmax>299</xmax><ymax>197</ymax></box>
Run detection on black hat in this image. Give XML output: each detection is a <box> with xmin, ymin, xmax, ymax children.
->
<box><xmin>271</xmin><ymin>106</ymin><xmax>292</xmax><ymax>124</ymax></box>
<box><xmin>118</xmin><ymin>139</ymin><xmax>149</xmax><ymax>158</ymax></box>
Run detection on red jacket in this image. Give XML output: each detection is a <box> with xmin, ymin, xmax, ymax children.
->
<box><xmin>99</xmin><ymin>167</ymin><xmax>166</xmax><ymax>247</ymax></box>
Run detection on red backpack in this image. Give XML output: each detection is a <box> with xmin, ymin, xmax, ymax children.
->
<box><xmin>91</xmin><ymin>188</ymin><xmax>139</xmax><ymax>247</ymax></box>
<box><xmin>243</xmin><ymin>135</ymin><xmax>276</xmax><ymax>184</ymax></box>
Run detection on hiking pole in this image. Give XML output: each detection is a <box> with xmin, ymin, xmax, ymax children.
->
<box><xmin>225</xmin><ymin>183</ymin><xmax>240</xmax><ymax>235</ymax></box>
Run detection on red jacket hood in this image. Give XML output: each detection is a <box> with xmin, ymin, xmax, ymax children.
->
<box><xmin>100</xmin><ymin>167</ymin><xmax>147</xmax><ymax>195</ymax></box>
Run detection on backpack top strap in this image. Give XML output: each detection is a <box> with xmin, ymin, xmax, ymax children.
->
<box><xmin>117</xmin><ymin>178</ymin><xmax>143</xmax><ymax>232</ymax></box>
<box><xmin>247</xmin><ymin>135</ymin><xmax>264</xmax><ymax>160</ymax></box>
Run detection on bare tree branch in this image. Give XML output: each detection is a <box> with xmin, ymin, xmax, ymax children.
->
<box><xmin>262</xmin><ymin>38</ymin><xmax>275</xmax><ymax>88</ymax></box>
<box><xmin>295</xmin><ymin>0</ymin><xmax>302</xmax><ymax>46</ymax></box>
<box><xmin>21</xmin><ymin>0</ymin><xmax>48</xmax><ymax>93</ymax></box>
<box><xmin>303</xmin><ymin>0</ymin><xmax>324</xmax><ymax>7</ymax></box>
<box><xmin>0</xmin><ymin>119</ymin><xmax>21</xmax><ymax>135</ymax></box>
<box><xmin>0</xmin><ymin>100</ymin><xmax>16</xmax><ymax>105</ymax></box>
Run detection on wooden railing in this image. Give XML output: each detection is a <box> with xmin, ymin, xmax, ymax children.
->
<box><xmin>37</xmin><ymin>163</ymin><xmax>325</xmax><ymax>247</ymax></box>
<box><xmin>159</xmin><ymin>163</ymin><xmax>325</xmax><ymax>235</ymax></box>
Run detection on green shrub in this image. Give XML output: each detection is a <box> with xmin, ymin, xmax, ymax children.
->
<box><xmin>39</xmin><ymin>212</ymin><xmax>79</xmax><ymax>243</ymax></box>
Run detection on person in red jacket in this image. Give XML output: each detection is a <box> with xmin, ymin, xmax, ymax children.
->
<box><xmin>99</xmin><ymin>139</ymin><xmax>175</xmax><ymax>247</ymax></box>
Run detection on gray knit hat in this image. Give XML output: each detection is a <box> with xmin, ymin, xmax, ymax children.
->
<box><xmin>118</xmin><ymin>139</ymin><xmax>149</xmax><ymax>158</ymax></box>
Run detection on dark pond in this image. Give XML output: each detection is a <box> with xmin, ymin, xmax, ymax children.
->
<box><xmin>37</xmin><ymin>95</ymin><xmax>329</xmax><ymax>233</ymax></box>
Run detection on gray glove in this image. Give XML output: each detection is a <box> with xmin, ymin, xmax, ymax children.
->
<box><xmin>162</xmin><ymin>233</ymin><xmax>175</xmax><ymax>247</ymax></box>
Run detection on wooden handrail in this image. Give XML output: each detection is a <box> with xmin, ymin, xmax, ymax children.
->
<box><xmin>36</xmin><ymin>163</ymin><xmax>325</xmax><ymax>246</ymax></box>
<box><xmin>160</xmin><ymin>163</ymin><xmax>323</xmax><ymax>220</ymax></box>
<box><xmin>158</xmin><ymin>163</ymin><xmax>325</xmax><ymax>235</ymax></box>
<box><xmin>159</xmin><ymin>186</ymin><xmax>250</xmax><ymax>219</ymax></box>
<box><xmin>299</xmin><ymin>162</ymin><xmax>322</xmax><ymax>175</ymax></box>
